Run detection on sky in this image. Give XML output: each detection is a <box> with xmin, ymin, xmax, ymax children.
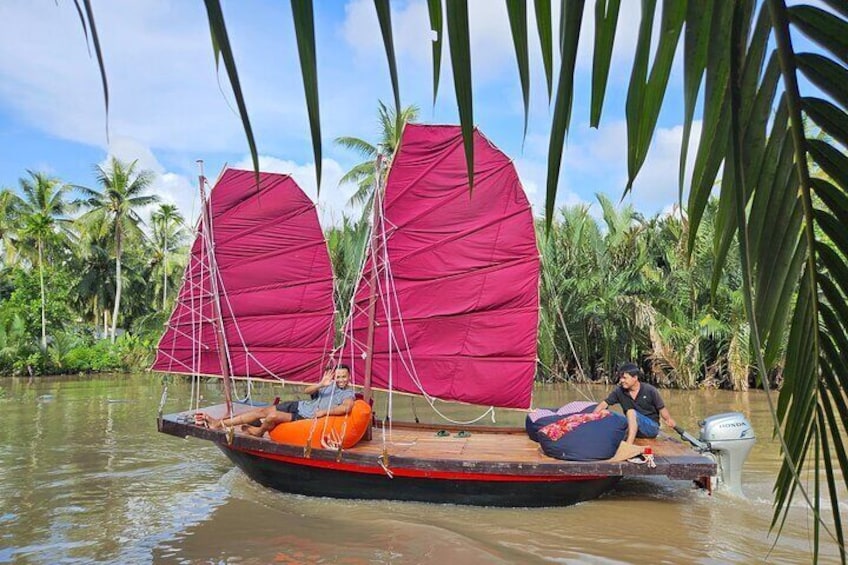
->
<box><xmin>0</xmin><ymin>0</ymin><xmax>701</xmax><ymax>227</ymax></box>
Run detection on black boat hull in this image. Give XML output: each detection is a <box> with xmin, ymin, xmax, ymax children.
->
<box><xmin>219</xmin><ymin>445</ymin><xmax>622</xmax><ymax>507</ymax></box>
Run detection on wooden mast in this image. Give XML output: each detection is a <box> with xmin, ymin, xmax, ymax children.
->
<box><xmin>361</xmin><ymin>154</ymin><xmax>384</xmax><ymax>406</ymax></box>
<box><xmin>198</xmin><ymin>160</ymin><xmax>234</xmax><ymax>416</ymax></box>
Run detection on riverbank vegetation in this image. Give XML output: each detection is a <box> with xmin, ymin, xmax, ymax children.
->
<box><xmin>0</xmin><ymin>163</ymin><xmax>185</xmax><ymax>376</ymax></box>
<box><xmin>2</xmin><ymin>156</ymin><xmax>761</xmax><ymax>390</ymax></box>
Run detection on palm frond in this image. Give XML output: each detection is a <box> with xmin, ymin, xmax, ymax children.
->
<box><xmin>334</xmin><ymin>137</ymin><xmax>377</xmax><ymax>158</ymax></box>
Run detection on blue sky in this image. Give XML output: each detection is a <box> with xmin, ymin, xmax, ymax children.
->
<box><xmin>0</xmin><ymin>0</ymin><xmax>698</xmax><ymax>226</ymax></box>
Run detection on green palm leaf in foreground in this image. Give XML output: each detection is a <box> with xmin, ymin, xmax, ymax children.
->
<box><xmin>72</xmin><ymin>0</ymin><xmax>846</xmax><ymax>560</ymax></box>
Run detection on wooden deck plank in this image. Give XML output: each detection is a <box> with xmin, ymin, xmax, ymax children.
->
<box><xmin>163</xmin><ymin>405</ymin><xmax>715</xmax><ymax>479</ymax></box>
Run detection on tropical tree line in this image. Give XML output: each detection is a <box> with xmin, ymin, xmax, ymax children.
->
<box><xmin>326</xmin><ymin>195</ymin><xmax>758</xmax><ymax>392</ymax></box>
<box><xmin>1</xmin><ymin>153</ymin><xmax>757</xmax><ymax>390</ymax></box>
<box><xmin>537</xmin><ymin>196</ymin><xmax>753</xmax><ymax>390</ymax></box>
<box><xmin>0</xmin><ymin>159</ymin><xmax>187</xmax><ymax>375</ymax></box>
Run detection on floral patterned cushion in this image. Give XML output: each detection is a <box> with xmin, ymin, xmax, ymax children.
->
<box><xmin>540</xmin><ymin>410</ymin><xmax>610</xmax><ymax>441</ymax></box>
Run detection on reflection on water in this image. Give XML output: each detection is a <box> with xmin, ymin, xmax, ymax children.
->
<box><xmin>0</xmin><ymin>375</ymin><xmax>843</xmax><ymax>564</ymax></box>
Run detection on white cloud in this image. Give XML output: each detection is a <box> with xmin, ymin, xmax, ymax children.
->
<box><xmin>148</xmin><ymin>172</ymin><xmax>199</xmax><ymax>226</ymax></box>
<box><xmin>341</xmin><ymin>0</ymin><xmax>516</xmax><ymax>81</ymax></box>
<box><xmin>629</xmin><ymin>121</ymin><xmax>704</xmax><ymax>211</ymax></box>
<box><xmin>514</xmin><ymin>155</ymin><xmax>589</xmax><ymax>219</ymax></box>
<box><xmin>342</xmin><ymin>0</ymin><xmax>432</xmax><ymax>66</ymax></box>
<box><xmin>558</xmin><ymin>119</ymin><xmax>703</xmax><ymax>215</ymax></box>
<box><xmin>466</xmin><ymin>3</ymin><xmax>516</xmax><ymax>82</ymax></box>
<box><xmin>106</xmin><ymin>137</ymin><xmax>166</xmax><ymax>175</ymax></box>
<box><xmin>0</xmin><ymin>1</ymin><xmax>304</xmax><ymax>153</ymax></box>
<box><xmin>93</xmin><ymin>137</ymin><xmax>198</xmax><ymax>229</ymax></box>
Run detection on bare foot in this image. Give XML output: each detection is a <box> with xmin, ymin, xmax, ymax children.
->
<box><xmin>202</xmin><ymin>413</ymin><xmax>224</xmax><ymax>430</ymax></box>
<box><xmin>241</xmin><ymin>424</ymin><xmax>265</xmax><ymax>437</ymax></box>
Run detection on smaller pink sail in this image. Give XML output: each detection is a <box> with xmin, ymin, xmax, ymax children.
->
<box><xmin>347</xmin><ymin>125</ymin><xmax>540</xmax><ymax>409</ymax></box>
<box><xmin>152</xmin><ymin>169</ymin><xmax>334</xmax><ymax>384</ymax></box>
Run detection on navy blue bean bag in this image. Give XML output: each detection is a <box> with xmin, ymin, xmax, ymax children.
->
<box><xmin>525</xmin><ymin>403</ymin><xmax>597</xmax><ymax>443</ymax></box>
<box><xmin>537</xmin><ymin>412</ymin><xmax>628</xmax><ymax>461</ymax></box>
<box><xmin>525</xmin><ymin>413</ymin><xmax>562</xmax><ymax>443</ymax></box>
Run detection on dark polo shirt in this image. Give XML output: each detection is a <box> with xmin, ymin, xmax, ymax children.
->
<box><xmin>605</xmin><ymin>382</ymin><xmax>665</xmax><ymax>423</ymax></box>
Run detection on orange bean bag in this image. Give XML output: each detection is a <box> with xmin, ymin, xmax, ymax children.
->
<box><xmin>268</xmin><ymin>399</ymin><xmax>372</xmax><ymax>449</ymax></box>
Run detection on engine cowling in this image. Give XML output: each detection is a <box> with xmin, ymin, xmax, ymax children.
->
<box><xmin>699</xmin><ymin>412</ymin><xmax>756</xmax><ymax>496</ymax></box>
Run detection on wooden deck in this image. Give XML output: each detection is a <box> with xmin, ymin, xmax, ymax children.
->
<box><xmin>160</xmin><ymin>404</ymin><xmax>715</xmax><ymax>481</ymax></box>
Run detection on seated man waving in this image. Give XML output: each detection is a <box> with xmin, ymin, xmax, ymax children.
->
<box><xmin>203</xmin><ymin>364</ymin><xmax>355</xmax><ymax>437</ymax></box>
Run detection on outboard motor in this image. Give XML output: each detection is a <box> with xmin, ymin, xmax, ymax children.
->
<box><xmin>675</xmin><ymin>412</ymin><xmax>755</xmax><ymax>497</ymax></box>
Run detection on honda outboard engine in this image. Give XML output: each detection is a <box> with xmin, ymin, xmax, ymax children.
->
<box><xmin>675</xmin><ymin>412</ymin><xmax>755</xmax><ymax>496</ymax></box>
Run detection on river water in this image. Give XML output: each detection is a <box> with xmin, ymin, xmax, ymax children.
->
<box><xmin>0</xmin><ymin>374</ymin><xmax>843</xmax><ymax>564</ymax></box>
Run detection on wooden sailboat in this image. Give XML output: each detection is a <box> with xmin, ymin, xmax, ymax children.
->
<box><xmin>156</xmin><ymin>125</ymin><xmax>715</xmax><ymax>506</ymax></box>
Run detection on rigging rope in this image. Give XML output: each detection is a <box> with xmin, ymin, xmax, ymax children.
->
<box><xmin>535</xmin><ymin>357</ymin><xmax>597</xmax><ymax>403</ymax></box>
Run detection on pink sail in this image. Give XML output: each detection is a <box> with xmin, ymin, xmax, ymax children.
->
<box><xmin>347</xmin><ymin>124</ymin><xmax>539</xmax><ymax>409</ymax></box>
<box><xmin>153</xmin><ymin>169</ymin><xmax>334</xmax><ymax>383</ymax></box>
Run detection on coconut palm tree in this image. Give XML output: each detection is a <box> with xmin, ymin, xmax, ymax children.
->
<box><xmin>325</xmin><ymin>215</ymin><xmax>370</xmax><ymax>337</ymax></box>
<box><xmin>15</xmin><ymin>172</ymin><xmax>75</xmax><ymax>351</ymax></box>
<box><xmin>77</xmin><ymin>158</ymin><xmax>159</xmax><ymax>342</ymax></box>
<box><xmin>0</xmin><ymin>188</ymin><xmax>20</xmax><ymax>267</ymax></box>
<box><xmin>335</xmin><ymin>101</ymin><xmax>419</xmax><ymax>219</ymax></box>
<box><xmin>70</xmin><ymin>229</ymin><xmax>115</xmax><ymax>336</ymax></box>
<box><xmin>150</xmin><ymin>203</ymin><xmax>186</xmax><ymax>310</ymax></box>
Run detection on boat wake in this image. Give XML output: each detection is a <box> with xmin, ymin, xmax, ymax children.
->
<box><xmin>109</xmin><ymin>467</ymin><xmax>238</xmax><ymax>564</ymax></box>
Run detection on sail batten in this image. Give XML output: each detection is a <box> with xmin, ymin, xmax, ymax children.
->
<box><xmin>152</xmin><ymin>169</ymin><xmax>334</xmax><ymax>382</ymax></box>
<box><xmin>347</xmin><ymin>124</ymin><xmax>540</xmax><ymax>409</ymax></box>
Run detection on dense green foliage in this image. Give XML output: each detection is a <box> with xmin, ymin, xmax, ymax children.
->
<box><xmin>0</xmin><ymin>160</ymin><xmax>187</xmax><ymax>376</ymax></box>
<box><xmin>1</xmin><ymin>158</ymin><xmax>758</xmax><ymax>389</ymax></box>
<box><xmin>538</xmin><ymin>197</ymin><xmax>751</xmax><ymax>389</ymax></box>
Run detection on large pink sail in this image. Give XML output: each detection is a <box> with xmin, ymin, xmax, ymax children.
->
<box><xmin>347</xmin><ymin>124</ymin><xmax>539</xmax><ymax>409</ymax></box>
<box><xmin>153</xmin><ymin>169</ymin><xmax>334</xmax><ymax>383</ymax></box>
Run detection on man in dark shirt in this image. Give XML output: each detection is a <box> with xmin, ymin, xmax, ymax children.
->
<box><xmin>593</xmin><ymin>363</ymin><xmax>676</xmax><ymax>441</ymax></box>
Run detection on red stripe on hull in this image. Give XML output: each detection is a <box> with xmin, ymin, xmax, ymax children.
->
<box><xmin>234</xmin><ymin>447</ymin><xmax>605</xmax><ymax>483</ymax></box>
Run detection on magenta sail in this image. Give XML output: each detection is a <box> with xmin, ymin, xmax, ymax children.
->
<box><xmin>152</xmin><ymin>169</ymin><xmax>334</xmax><ymax>383</ymax></box>
<box><xmin>347</xmin><ymin>124</ymin><xmax>540</xmax><ymax>409</ymax></box>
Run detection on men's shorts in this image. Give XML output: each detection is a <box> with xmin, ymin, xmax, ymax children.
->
<box><xmin>275</xmin><ymin>400</ymin><xmax>304</xmax><ymax>420</ymax></box>
<box><xmin>611</xmin><ymin>411</ymin><xmax>660</xmax><ymax>439</ymax></box>
<box><xmin>634</xmin><ymin>412</ymin><xmax>659</xmax><ymax>438</ymax></box>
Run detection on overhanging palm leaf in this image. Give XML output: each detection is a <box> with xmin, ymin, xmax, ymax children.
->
<box><xmin>716</xmin><ymin>2</ymin><xmax>847</xmax><ymax>558</ymax></box>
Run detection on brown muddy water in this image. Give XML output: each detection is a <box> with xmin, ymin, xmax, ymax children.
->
<box><xmin>0</xmin><ymin>374</ymin><xmax>844</xmax><ymax>564</ymax></box>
